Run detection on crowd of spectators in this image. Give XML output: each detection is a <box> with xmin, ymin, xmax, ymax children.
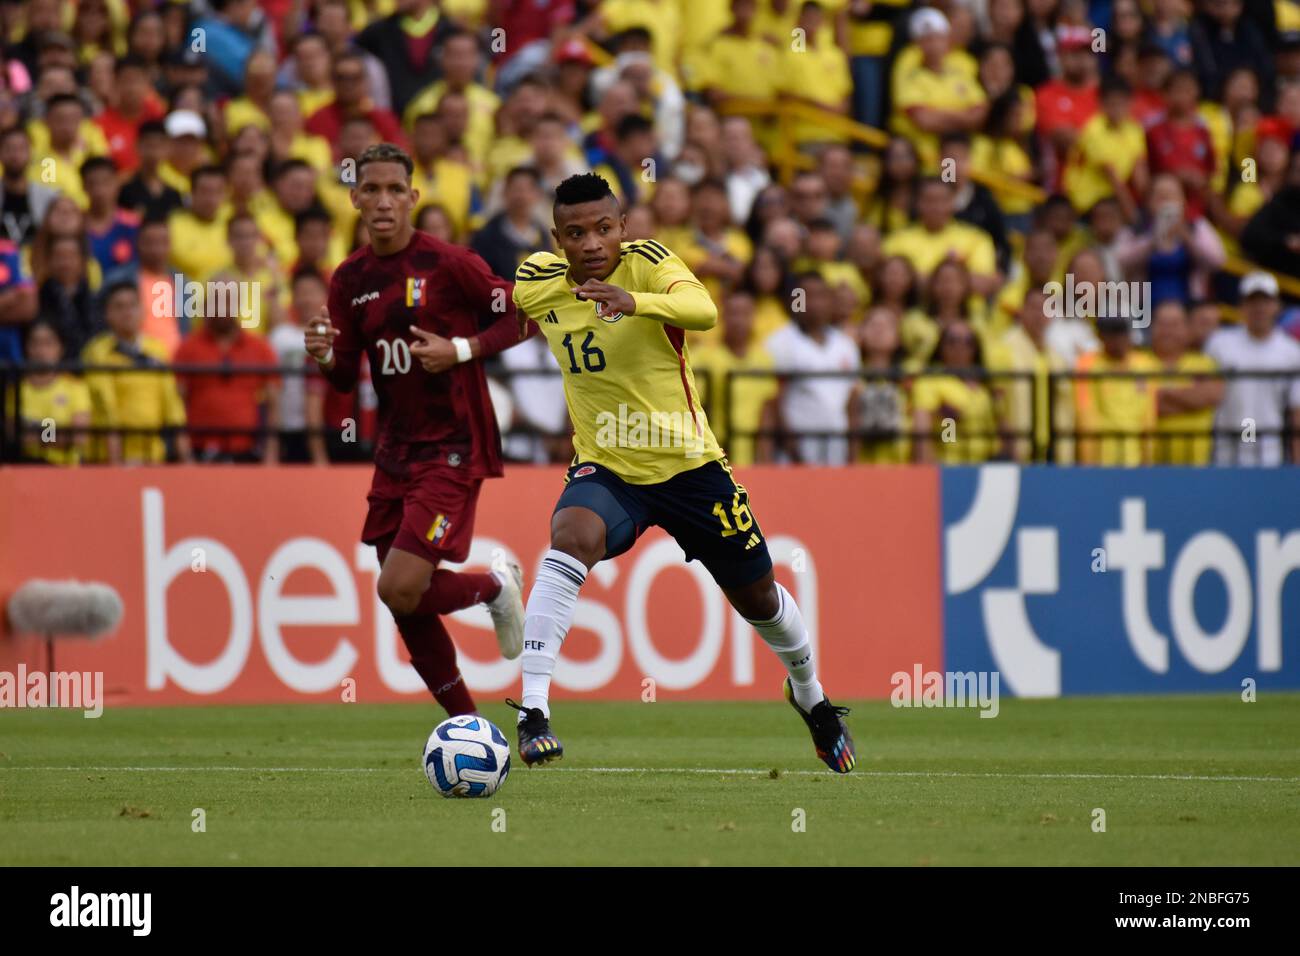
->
<box><xmin>2</xmin><ymin>0</ymin><xmax>1300</xmax><ymax>467</ymax></box>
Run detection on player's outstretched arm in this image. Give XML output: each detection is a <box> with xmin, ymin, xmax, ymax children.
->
<box><xmin>455</xmin><ymin>248</ymin><xmax>535</xmax><ymax>360</ymax></box>
<box><xmin>573</xmin><ymin>276</ymin><xmax>717</xmax><ymax>332</ymax></box>
<box><xmin>591</xmin><ymin>248</ymin><xmax>718</xmax><ymax>332</ymax></box>
<box><xmin>630</xmin><ymin>278</ymin><xmax>718</xmax><ymax>332</ymax></box>
<box><xmin>476</xmin><ymin>306</ymin><xmax>536</xmax><ymax>358</ymax></box>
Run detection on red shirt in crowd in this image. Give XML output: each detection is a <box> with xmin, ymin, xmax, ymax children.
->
<box><xmin>405</xmin><ymin>29</ymin><xmax>437</xmax><ymax>71</ymax></box>
<box><xmin>1035</xmin><ymin>79</ymin><xmax>1100</xmax><ymax>137</ymax></box>
<box><xmin>1132</xmin><ymin>89</ymin><xmax>1167</xmax><ymax>128</ymax></box>
<box><xmin>1035</xmin><ymin>79</ymin><xmax>1099</xmax><ymax>188</ymax></box>
<box><xmin>95</xmin><ymin>97</ymin><xmax>165</xmax><ymax>173</ymax></box>
<box><xmin>492</xmin><ymin>0</ymin><xmax>577</xmax><ymax>64</ymax></box>
<box><xmin>173</xmin><ymin>326</ymin><xmax>281</xmax><ymax>456</ymax></box>
<box><xmin>308</xmin><ymin>356</ymin><xmax>378</xmax><ymax>445</ymax></box>
<box><xmin>1146</xmin><ymin>117</ymin><xmax>1216</xmax><ymax>218</ymax></box>
<box><xmin>305</xmin><ymin>102</ymin><xmax>408</xmax><ymax>160</ymax></box>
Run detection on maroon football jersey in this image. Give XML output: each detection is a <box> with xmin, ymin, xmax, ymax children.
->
<box><xmin>323</xmin><ymin>231</ymin><xmax>523</xmax><ymax>479</ymax></box>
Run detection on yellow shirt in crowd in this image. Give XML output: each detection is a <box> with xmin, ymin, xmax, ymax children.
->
<box><xmin>989</xmin><ymin>324</ymin><xmax>1074</xmax><ymax>464</ymax></box>
<box><xmin>18</xmin><ymin>375</ymin><xmax>93</xmax><ymax>465</ymax></box>
<box><xmin>678</xmin><ymin>227</ymin><xmax>754</xmax><ymax>341</ymax></box>
<box><xmin>694</xmin><ymin>31</ymin><xmax>780</xmax><ymax>99</ymax></box>
<box><xmin>81</xmin><ymin>332</ymin><xmax>187</xmax><ymax>464</ymax></box>
<box><xmin>849</xmin><ymin>0</ymin><xmax>909</xmax><ymax>56</ymax></box>
<box><xmin>601</xmin><ymin>0</ymin><xmax>682</xmax><ymax>74</ymax></box>
<box><xmin>776</xmin><ymin>38</ymin><xmax>852</xmax><ymax>145</ymax></box>
<box><xmin>751</xmin><ymin>295</ymin><xmax>790</xmax><ymax>345</ymax></box>
<box><xmin>882</xmin><ymin>222</ymin><xmax>997</xmax><ymax>282</ymax></box>
<box><xmin>1074</xmin><ymin>349</ymin><xmax>1159</xmax><ymax>466</ymax></box>
<box><xmin>1063</xmin><ymin>113</ymin><xmax>1146</xmax><ymax>214</ymax></box>
<box><xmin>691</xmin><ymin>340</ymin><xmax>779</xmax><ymax>467</ymax></box>
<box><xmin>912</xmin><ymin>373</ymin><xmax>998</xmax><ymax>463</ymax></box>
<box><xmin>411</xmin><ymin>158</ymin><xmax>475</xmax><ymax>238</ymax></box>
<box><xmin>168</xmin><ymin>208</ymin><xmax>234</xmax><ymax>283</ymax></box>
<box><xmin>404</xmin><ymin>81</ymin><xmax>500</xmax><ymax>168</ymax></box>
<box><xmin>973</xmin><ymin>134</ymin><xmax>1037</xmax><ymax>216</ymax></box>
<box><xmin>25</xmin><ymin>118</ymin><xmax>110</xmax><ymax>208</ymax></box>
<box><xmin>891</xmin><ymin>56</ymin><xmax>986</xmax><ymax>171</ymax></box>
<box><xmin>1153</xmin><ymin>352</ymin><xmax>1217</xmax><ymax>466</ymax></box>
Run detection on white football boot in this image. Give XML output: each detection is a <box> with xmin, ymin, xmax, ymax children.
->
<box><xmin>486</xmin><ymin>555</ymin><xmax>525</xmax><ymax>660</ymax></box>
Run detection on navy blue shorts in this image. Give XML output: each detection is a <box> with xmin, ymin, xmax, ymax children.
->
<box><xmin>553</xmin><ymin>458</ymin><xmax>774</xmax><ymax>589</ymax></box>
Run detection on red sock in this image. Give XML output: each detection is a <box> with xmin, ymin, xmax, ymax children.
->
<box><xmin>395</xmin><ymin>613</ymin><xmax>477</xmax><ymax>716</ymax></box>
<box><xmin>414</xmin><ymin>569</ymin><xmax>500</xmax><ymax>616</ymax></box>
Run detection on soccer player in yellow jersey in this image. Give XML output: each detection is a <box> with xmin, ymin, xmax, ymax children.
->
<box><xmin>507</xmin><ymin>173</ymin><xmax>855</xmax><ymax>773</ymax></box>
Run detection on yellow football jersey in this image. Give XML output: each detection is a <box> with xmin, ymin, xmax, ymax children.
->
<box><xmin>512</xmin><ymin>240</ymin><xmax>725</xmax><ymax>484</ymax></box>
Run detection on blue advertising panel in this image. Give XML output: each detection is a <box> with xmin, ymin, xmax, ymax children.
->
<box><xmin>942</xmin><ymin>466</ymin><xmax>1300</xmax><ymax>695</ymax></box>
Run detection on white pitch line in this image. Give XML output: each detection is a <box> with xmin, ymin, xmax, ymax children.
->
<box><xmin>0</xmin><ymin>766</ymin><xmax>1296</xmax><ymax>783</ymax></box>
<box><xmin>562</xmin><ymin>768</ymin><xmax>1300</xmax><ymax>783</ymax></box>
<box><xmin>0</xmin><ymin>766</ymin><xmax>390</xmax><ymax>773</ymax></box>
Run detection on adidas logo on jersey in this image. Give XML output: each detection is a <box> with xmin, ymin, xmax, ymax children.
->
<box><xmin>543</xmin><ymin>310</ymin><xmax>559</xmax><ymax>324</ymax></box>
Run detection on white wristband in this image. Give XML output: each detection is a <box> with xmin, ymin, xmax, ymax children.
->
<box><xmin>315</xmin><ymin>347</ymin><xmax>334</xmax><ymax>366</ymax></box>
<box><xmin>452</xmin><ymin>336</ymin><xmax>473</xmax><ymax>363</ymax></box>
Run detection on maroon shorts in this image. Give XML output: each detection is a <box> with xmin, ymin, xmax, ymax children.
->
<box><xmin>362</xmin><ymin>461</ymin><xmax>483</xmax><ymax>564</ymax></box>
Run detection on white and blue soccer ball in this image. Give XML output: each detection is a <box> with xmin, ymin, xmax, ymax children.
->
<box><xmin>422</xmin><ymin>715</ymin><xmax>511</xmax><ymax>798</ymax></box>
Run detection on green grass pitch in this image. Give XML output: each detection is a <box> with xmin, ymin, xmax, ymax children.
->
<box><xmin>1</xmin><ymin>694</ymin><xmax>1297</xmax><ymax>866</ymax></box>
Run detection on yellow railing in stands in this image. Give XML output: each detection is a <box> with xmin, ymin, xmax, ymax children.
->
<box><xmin>714</xmin><ymin>94</ymin><xmax>1300</xmax><ymax>299</ymax></box>
<box><xmin>717</xmin><ymin>95</ymin><xmax>1039</xmax><ymax>202</ymax></box>
<box><xmin>1223</xmin><ymin>255</ymin><xmax>1300</xmax><ymax>298</ymax></box>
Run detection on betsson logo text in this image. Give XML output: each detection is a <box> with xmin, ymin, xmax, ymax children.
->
<box><xmin>139</xmin><ymin>488</ymin><xmax>817</xmax><ymax>696</ymax></box>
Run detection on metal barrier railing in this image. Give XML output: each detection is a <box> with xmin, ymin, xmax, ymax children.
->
<box><xmin>720</xmin><ymin>367</ymin><xmax>1299</xmax><ymax>466</ymax></box>
<box><xmin>2</xmin><ymin>362</ymin><xmax>1297</xmax><ymax>466</ymax></box>
<box><xmin>0</xmin><ymin>361</ymin><xmax>375</xmax><ymax>464</ymax></box>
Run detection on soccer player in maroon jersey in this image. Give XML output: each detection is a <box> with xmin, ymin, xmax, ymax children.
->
<box><xmin>304</xmin><ymin>143</ymin><xmax>526</xmax><ymax>717</ymax></box>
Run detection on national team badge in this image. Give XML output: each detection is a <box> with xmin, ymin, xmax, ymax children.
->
<box><xmin>574</xmin><ymin>465</ymin><xmax>596</xmax><ymax>477</ymax></box>
<box><xmin>595</xmin><ymin>300</ymin><xmax>623</xmax><ymax>322</ymax></box>
<box><xmin>426</xmin><ymin>513</ymin><xmax>451</xmax><ymax>543</ymax></box>
<box><xmin>406</xmin><ymin>277</ymin><xmax>426</xmax><ymax>307</ymax></box>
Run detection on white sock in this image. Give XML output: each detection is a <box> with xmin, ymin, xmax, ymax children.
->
<box><xmin>746</xmin><ymin>583</ymin><xmax>824</xmax><ymax>711</ymax></box>
<box><xmin>519</xmin><ymin>549</ymin><xmax>587</xmax><ymax>719</ymax></box>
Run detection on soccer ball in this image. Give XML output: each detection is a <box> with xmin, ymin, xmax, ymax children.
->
<box><xmin>422</xmin><ymin>715</ymin><xmax>511</xmax><ymax>798</ymax></box>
